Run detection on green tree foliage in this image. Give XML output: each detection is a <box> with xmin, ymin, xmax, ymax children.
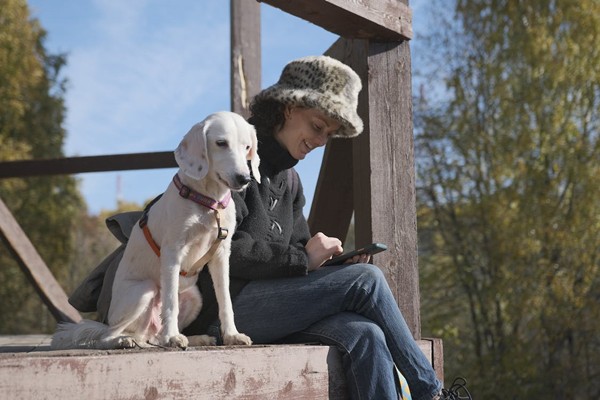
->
<box><xmin>0</xmin><ymin>0</ymin><xmax>84</xmax><ymax>333</ymax></box>
<box><xmin>416</xmin><ymin>1</ymin><xmax>600</xmax><ymax>398</ymax></box>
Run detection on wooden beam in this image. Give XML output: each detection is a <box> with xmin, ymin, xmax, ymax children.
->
<box><xmin>0</xmin><ymin>339</ymin><xmax>441</xmax><ymax>393</ymax></box>
<box><xmin>0</xmin><ymin>152</ymin><xmax>177</xmax><ymax>179</ymax></box>
<box><xmin>352</xmin><ymin>38</ymin><xmax>421</xmax><ymax>338</ymax></box>
<box><xmin>307</xmin><ymin>39</ymin><xmax>362</xmax><ymax>240</ymax></box>
<box><xmin>0</xmin><ymin>197</ymin><xmax>81</xmax><ymax>323</ymax></box>
<box><xmin>231</xmin><ymin>0</ymin><xmax>261</xmax><ymax>119</ymax></box>
<box><xmin>0</xmin><ymin>345</ymin><xmax>348</xmax><ymax>399</ymax></box>
<box><xmin>259</xmin><ymin>0</ymin><xmax>412</xmax><ymax>41</ymax></box>
<box><xmin>424</xmin><ymin>337</ymin><xmax>445</xmax><ymax>384</ymax></box>
<box><xmin>307</xmin><ymin>137</ymin><xmax>354</xmax><ymax>240</ymax></box>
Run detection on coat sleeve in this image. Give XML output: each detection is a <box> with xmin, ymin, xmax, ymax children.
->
<box><xmin>228</xmin><ymin>178</ymin><xmax>311</xmax><ymax>280</ymax></box>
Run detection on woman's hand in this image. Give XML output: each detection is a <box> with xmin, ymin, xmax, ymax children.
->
<box><xmin>306</xmin><ymin>232</ymin><xmax>343</xmax><ymax>271</ymax></box>
<box><xmin>344</xmin><ymin>253</ymin><xmax>371</xmax><ymax>265</ymax></box>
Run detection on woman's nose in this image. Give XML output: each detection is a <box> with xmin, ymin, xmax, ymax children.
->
<box><xmin>314</xmin><ymin>132</ymin><xmax>328</xmax><ymax>147</ymax></box>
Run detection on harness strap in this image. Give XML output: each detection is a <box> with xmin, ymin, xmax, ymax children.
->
<box><xmin>181</xmin><ymin>210</ymin><xmax>228</xmax><ymax>276</ymax></box>
<box><xmin>138</xmin><ymin>186</ymin><xmax>230</xmax><ymax>276</ymax></box>
<box><xmin>140</xmin><ymin>211</ymin><xmax>161</xmax><ymax>257</ymax></box>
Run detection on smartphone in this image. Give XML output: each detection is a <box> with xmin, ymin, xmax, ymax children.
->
<box><xmin>322</xmin><ymin>243</ymin><xmax>388</xmax><ymax>266</ymax></box>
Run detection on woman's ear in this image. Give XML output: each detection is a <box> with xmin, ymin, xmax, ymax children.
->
<box><xmin>248</xmin><ymin>125</ymin><xmax>261</xmax><ymax>184</ymax></box>
<box><xmin>174</xmin><ymin>121</ymin><xmax>209</xmax><ymax>180</ymax></box>
<box><xmin>284</xmin><ymin>105</ymin><xmax>293</xmax><ymax>120</ymax></box>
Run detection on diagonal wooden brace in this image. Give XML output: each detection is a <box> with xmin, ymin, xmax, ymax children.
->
<box><xmin>0</xmin><ymin>197</ymin><xmax>81</xmax><ymax>323</ymax></box>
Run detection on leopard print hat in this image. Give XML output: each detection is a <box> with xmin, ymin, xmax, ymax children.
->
<box><xmin>254</xmin><ymin>56</ymin><xmax>364</xmax><ymax>138</ymax></box>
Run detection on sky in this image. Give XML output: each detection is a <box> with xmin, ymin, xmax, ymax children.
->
<box><xmin>26</xmin><ymin>0</ymin><xmax>430</xmax><ymax>216</ymax></box>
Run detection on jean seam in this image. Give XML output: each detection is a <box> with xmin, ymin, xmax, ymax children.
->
<box><xmin>298</xmin><ymin>329</ymin><xmax>364</xmax><ymax>400</ymax></box>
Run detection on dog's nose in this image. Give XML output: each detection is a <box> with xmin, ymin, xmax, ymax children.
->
<box><xmin>235</xmin><ymin>174</ymin><xmax>252</xmax><ymax>186</ymax></box>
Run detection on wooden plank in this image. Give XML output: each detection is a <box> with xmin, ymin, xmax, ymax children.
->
<box><xmin>0</xmin><ymin>337</ymin><xmax>438</xmax><ymax>398</ymax></box>
<box><xmin>259</xmin><ymin>0</ymin><xmax>412</xmax><ymax>41</ymax></box>
<box><xmin>0</xmin><ymin>198</ymin><xmax>81</xmax><ymax>323</ymax></box>
<box><xmin>0</xmin><ymin>151</ymin><xmax>177</xmax><ymax>178</ymax></box>
<box><xmin>351</xmin><ymin>38</ymin><xmax>421</xmax><ymax>339</ymax></box>
<box><xmin>231</xmin><ymin>0</ymin><xmax>261</xmax><ymax>119</ymax></box>
<box><xmin>423</xmin><ymin>337</ymin><xmax>444</xmax><ymax>384</ymax></box>
<box><xmin>0</xmin><ymin>344</ymin><xmax>348</xmax><ymax>400</ymax></box>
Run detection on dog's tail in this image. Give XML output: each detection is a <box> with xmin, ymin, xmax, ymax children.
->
<box><xmin>51</xmin><ymin>319</ymin><xmax>111</xmax><ymax>350</ymax></box>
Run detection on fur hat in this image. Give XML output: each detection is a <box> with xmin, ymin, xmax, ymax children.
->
<box><xmin>254</xmin><ymin>56</ymin><xmax>363</xmax><ymax>138</ymax></box>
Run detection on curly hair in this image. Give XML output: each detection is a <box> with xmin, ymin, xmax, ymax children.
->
<box><xmin>248</xmin><ymin>97</ymin><xmax>287</xmax><ymax>136</ymax></box>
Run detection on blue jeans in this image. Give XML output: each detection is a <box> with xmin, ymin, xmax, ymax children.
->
<box><xmin>207</xmin><ymin>263</ymin><xmax>442</xmax><ymax>400</ymax></box>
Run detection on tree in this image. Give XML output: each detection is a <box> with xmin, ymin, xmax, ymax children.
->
<box><xmin>0</xmin><ymin>0</ymin><xmax>84</xmax><ymax>333</ymax></box>
<box><xmin>416</xmin><ymin>1</ymin><xmax>600</xmax><ymax>398</ymax></box>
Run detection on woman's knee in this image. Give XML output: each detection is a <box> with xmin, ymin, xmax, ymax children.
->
<box><xmin>345</xmin><ymin>263</ymin><xmax>387</xmax><ymax>288</ymax></box>
<box><xmin>304</xmin><ymin>312</ymin><xmax>387</xmax><ymax>353</ymax></box>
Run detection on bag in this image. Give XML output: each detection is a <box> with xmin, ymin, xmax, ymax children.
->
<box><xmin>395</xmin><ymin>364</ymin><xmax>412</xmax><ymax>400</ymax></box>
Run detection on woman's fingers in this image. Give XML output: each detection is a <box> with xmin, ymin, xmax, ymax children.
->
<box><xmin>343</xmin><ymin>253</ymin><xmax>371</xmax><ymax>265</ymax></box>
<box><xmin>306</xmin><ymin>232</ymin><xmax>343</xmax><ymax>271</ymax></box>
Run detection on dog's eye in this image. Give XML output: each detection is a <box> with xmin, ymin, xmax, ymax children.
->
<box><xmin>216</xmin><ymin>140</ymin><xmax>228</xmax><ymax>148</ymax></box>
<box><xmin>246</xmin><ymin>145</ymin><xmax>251</xmax><ymax>151</ymax></box>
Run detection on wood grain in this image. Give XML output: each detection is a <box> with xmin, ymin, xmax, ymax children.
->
<box><xmin>0</xmin><ymin>152</ymin><xmax>177</xmax><ymax>178</ymax></box>
<box><xmin>231</xmin><ymin>0</ymin><xmax>261</xmax><ymax>119</ymax></box>
<box><xmin>0</xmin><ymin>198</ymin><xmax>81</xmax><ymax>323</ymax></box>
<box><xmin>260</xmin><ymin>0</ymin><xmax>412</xmax><ymax>41</ymax></box>
<box><xmin>353</xmin><ymin>39</ymin><xmax>421</xmax><ymax>339</ymax></box>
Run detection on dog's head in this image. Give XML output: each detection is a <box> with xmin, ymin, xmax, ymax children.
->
<box><xmin>175</xmin><ymin>111</ymin><xmax>261</xmax><ymax>190</ymax></box>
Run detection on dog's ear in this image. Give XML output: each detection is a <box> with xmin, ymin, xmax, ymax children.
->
<box><xmin>175</xmin><ymin>122</ymin><xmax>209</xmax><ymax>180</ymax></box>
<box><xmin>248</xmin><ymin>124</ymin><xmax>261</xmax><ymax>184</ymax></box>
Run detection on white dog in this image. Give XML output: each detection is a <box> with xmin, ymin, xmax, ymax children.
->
<box><xmin>52</xmin><ymin>111</ymin><xmax>260</xmax><ymax>349</ymax></box>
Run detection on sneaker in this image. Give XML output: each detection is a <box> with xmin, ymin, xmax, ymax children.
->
<box><xmin>432</xmin><ymin>377</ymin><xmax>472</xmax><ymax>400</ymax></box>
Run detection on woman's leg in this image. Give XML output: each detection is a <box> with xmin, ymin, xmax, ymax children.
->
<box><xmin>286</xmin><ymin>312</ymin><xmax>399</xmax><ymax>400</ymax></box>
<box><xmin>212</xmin><ymin>263</ymin><xmax>441</xmax><ymax>400</ymax></box>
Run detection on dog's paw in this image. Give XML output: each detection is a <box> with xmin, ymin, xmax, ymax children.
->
<box><xmin>114</xmin><ymin>336</ymin><xmax>137</xmax><ymax>349</ymax></box>
<box><xmin>187</xmin><ymin>334</ymin><xmax>217</xmax><ymax>347</ymax></box>
<box><xmin>166</xmin><ymin>334</ymin><xmax>189</xmax><ymax>349</ymax></box>
<box><xmin>223</xmin><ymin>333</ymin><xmax>252</xmax><ymax>346</ymax></box>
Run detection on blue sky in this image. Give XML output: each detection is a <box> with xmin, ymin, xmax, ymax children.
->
<box><xmin>27</xmin><ymin>0</ymin><xmax>429</xmax><ymax>216</ymax></box>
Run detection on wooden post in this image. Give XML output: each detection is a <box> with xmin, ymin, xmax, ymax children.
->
<box><xmin>0</xmin><ymin>197</ymin><xmax>81</xmax><ymax>323</ymax></box>
<box><xmin>231</xmin><ymin>0</ymin><xmax>261</xmax><ymax>119</ymax></box>
<box><xmin>352</xmin><ymin>38</ymin><xmax>421</xmax><ymax>339</ymax></box>
<box><xmin>310</xmin><ymin>28</ymin><xmax>420</xmax><ymax>338</ymax></box>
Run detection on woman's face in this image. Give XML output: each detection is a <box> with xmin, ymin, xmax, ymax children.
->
<box><xmin>274</xmin><ymin>107</ymin><xmax>342</xmax><ymax>160</ymax></box>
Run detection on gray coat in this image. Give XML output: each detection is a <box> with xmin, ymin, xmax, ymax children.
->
<box><xmin>68</xmin><ymin>211</ymin><xmax>142</xmax><ymax>322</ymax></box>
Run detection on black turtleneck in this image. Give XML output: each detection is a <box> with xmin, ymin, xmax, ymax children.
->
<box><xmin>185</xmin><ymin>129</ymin><xmax>311</xmax><ymax>335</ymax></box>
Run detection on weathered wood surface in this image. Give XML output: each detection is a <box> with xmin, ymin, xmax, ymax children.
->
<box><xmin>0</xmin><ymin>342</ymin><xmax>348</xmax><ymax>400</ymax></box>
<box><xmin>0</xmin><ymin>336</ymin><xmax>440</xmax><ymax>398</ymax></box>
<box><xmin>425</xmin><ymin>337</ymin><xmax>444</xmax><ymax>385</ymax></box>
<box><xmin>307</xmin><ymin>130</ymin><xmax>354</xmax><ymax>241</ymax></box>
<box><xmin>231</xmin><ymin>0</ymin><xmax>261</xmax><ymax>119</ymax></box>
<box><xmin>345</xmin><ymin>8</ymin><xmax>420</xmax><ymax>339</ymax></box>
<box><xmin>353</xmin><ymin>38</ymin><xmax>421</xmax><ymax>339</ymax></box>
<box><xmin>260</xmin><ymin>0</ymin><xmax>412</xmax><ymax>41</ymax></box>
<box><xmin>0</xmin><ymin>151</ymin><xmax>177</xmax><ymax>178</ymax></box>
<box><xmin>0</xmin><ymin>198</ymin><xmax>81</xmax><ymax>323</ymax></box>
<box><xmin>310</xmin><ymin>33</ymin><xmax>421</xmax><ymax>339</ymax></box>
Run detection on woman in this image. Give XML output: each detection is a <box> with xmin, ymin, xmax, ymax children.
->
<box><xmin>183</xmin><ymin>56</ymin><xmax>466</xmax><ymax>400</ymax></box>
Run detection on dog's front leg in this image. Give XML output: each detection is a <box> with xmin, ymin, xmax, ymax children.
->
<box><xmin>159</xmin><ymin>247</ymin><xmax>188</xmax><ymax>348</ymax></box>
<box><xmin>208</xmin><ymin>252</ymin><xmax>252</xmax><ymax>346</ymax></box>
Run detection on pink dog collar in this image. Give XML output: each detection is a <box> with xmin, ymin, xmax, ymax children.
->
<box><xmin>173</xmin><ymin>174</ymin><xmax>231</xmax><ymax>210</ymax></box>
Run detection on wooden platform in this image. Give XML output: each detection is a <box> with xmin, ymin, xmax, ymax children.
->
<box><xmin>0</xmin><ymin>335</ymin><xmax>441</xmax><ymax>400</ymax></box>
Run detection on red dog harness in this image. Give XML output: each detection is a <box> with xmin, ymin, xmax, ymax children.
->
<box><xmin>139</xmin><ymin>174</ymin><xmax>231</xmax><ymax>276</ymax></box>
